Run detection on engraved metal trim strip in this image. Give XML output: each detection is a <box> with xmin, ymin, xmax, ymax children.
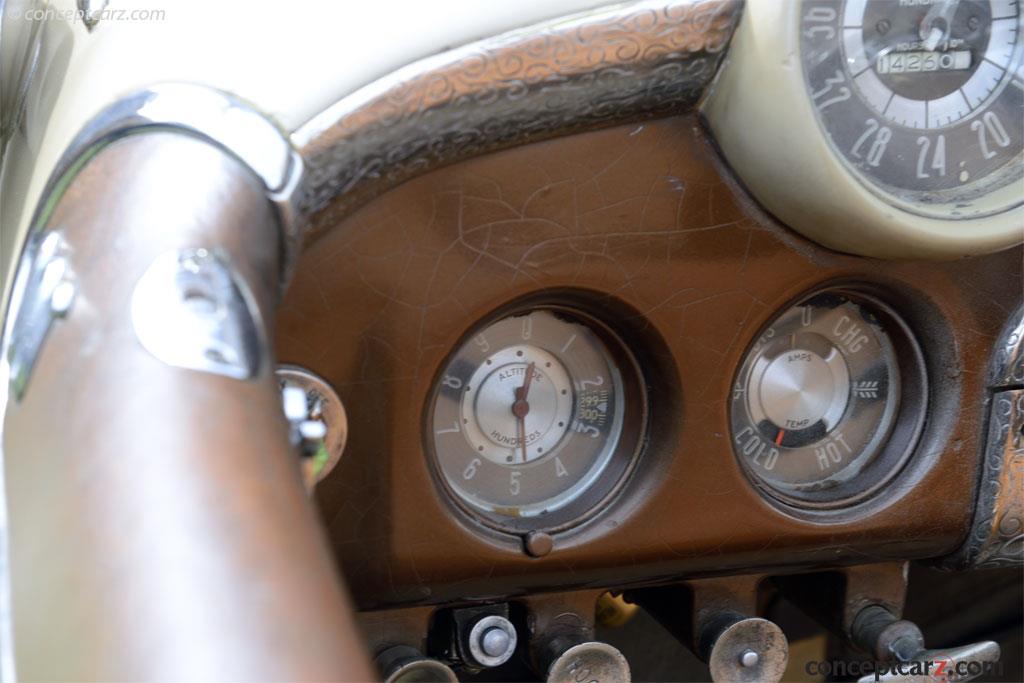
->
<box><xmin>293</xmin><ymin>0</ymin><xmax>742</xmax><ymax>237</ymax></box>
<box><xmin>967</xmin><ymin>389</ymin><xmax>1024</xmax><ymax>569</ymax></box>
<box><xmin>989</xmin><ymin>304</ymin><xmax>1024</xmax><ymax>390</ymax></box>
<box><xmin>944</xmin><ymin>305</ymin><xmax>1024</xmax><ymax>569</ymax></box>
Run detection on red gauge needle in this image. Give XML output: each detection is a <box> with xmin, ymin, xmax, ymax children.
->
<box><xmin>512</xmin><ymin>362</ymin><xmax>536</xmax><ymax>463</ymax></box>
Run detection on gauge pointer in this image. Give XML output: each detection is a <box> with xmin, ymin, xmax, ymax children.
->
<box><xmin>512</xmin><ymin>362</ymin><xmax>536</xmax><ymax>462</ymax></box>
<box><xmin>920</xmin><ymin>0</ymin><xmax>960</xmax><ymax>51</ymax></box>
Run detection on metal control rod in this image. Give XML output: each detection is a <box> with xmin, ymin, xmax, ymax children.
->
<box><xmin>1</xmin><ymin>132</ymin><xmax>373</xmax><ymax>680</ymax></box>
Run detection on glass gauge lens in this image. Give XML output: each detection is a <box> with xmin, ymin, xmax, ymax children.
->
<box><xmin>730</xmin><ymin>291</ymin><xmax>921</xmax><ymax>508</ymax></box>
<box><xmin>801</xmin><ymin>0</ymin><xmax>1023</xmax><ymax>215</ymax></box>
<box><xmin>428</xmin><ymin>308</ymin><xmax>644</xmax><ymax>533</ymax></box>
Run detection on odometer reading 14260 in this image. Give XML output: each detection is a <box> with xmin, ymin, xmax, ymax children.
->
<box><xmin>800</xmin><ymin>0</ymin><xmax>1023</xmax><ymax>213</ymax></box>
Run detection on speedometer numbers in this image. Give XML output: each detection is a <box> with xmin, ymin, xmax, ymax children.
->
<box><xmin>731</xmin><ymin>291</ymin><xmax>926</xmax><ymax>509</ymax></box>
<box><xmin>428</xmin><ymin>308</ymin><xmax>645</xmax><ymax>534</ymax></box>
<box><xmin>801</xmin><ymin>0</ymin><xmax>1023</xmax><ymax>214</ymax></box>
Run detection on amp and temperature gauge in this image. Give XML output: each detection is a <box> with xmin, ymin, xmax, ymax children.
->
<box><xmin>427</xmin><ymin>307</ymin><xmax>646</xmax><ymax>534</ymax></box>
<box><xmin>730</xmin><ymin>290</ymin><xmax>927</xmax><ymax>509</ymax></box>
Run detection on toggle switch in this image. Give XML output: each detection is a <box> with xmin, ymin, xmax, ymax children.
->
<box><xmin>851</xmin><ymin>605</ymin><xmax>1000</xmax><ymax>683</ymax></box>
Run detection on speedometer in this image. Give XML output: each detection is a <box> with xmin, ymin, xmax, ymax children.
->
<box><xmin>705</xmin><ymin>0</ymin><xmax>1024</xmax><ymax>257</ymax></box>
<box><xmin>801</xmin><ymin>0</ymin><xmax>1023</xmax><ymax>217</ymax></box>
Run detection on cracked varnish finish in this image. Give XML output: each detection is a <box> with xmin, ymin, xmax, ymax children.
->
<box><xmin>276</xmin><ymin>115</ymin><xmax>1022</xmax><ymax>610</ymax></box>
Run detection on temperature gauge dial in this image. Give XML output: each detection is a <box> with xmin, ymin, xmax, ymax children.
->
<box><xmin>731</xmin><ymin>290</ymin><xmax>926</xmax><ymax>508</ymax></box>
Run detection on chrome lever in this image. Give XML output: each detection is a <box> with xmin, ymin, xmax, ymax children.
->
<box><xmin>853</xmin><ymin>606</ymin><xmax>1000</xmax><ymax>683</ymax></box>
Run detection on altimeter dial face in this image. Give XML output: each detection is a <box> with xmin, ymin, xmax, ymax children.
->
<box><xmin>801</xmin><ymin>0</ymin><xmax>1023</xmax><ymax>214</ymax></box>
<box><xmin>428</xmin><ymin>308</ymin><xmax>645</xmax><ymax>533</ymax></box>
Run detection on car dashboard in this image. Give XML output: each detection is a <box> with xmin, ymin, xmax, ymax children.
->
<box><xmin>0</xmin><ymin>0</ymin><xmax>1021</xmax><ymax>681</ymax></box>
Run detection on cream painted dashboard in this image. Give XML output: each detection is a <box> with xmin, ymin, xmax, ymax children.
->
<box><xmin>0</xmin><ymin>0</ymin><xmax>613</xmax><ymax>300</ymax></box>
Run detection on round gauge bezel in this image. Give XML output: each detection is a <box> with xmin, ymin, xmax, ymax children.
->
<box><xmin>276</xmin><ymin>364</ymin><xmax>348</xmax><ymax>486</ymax></box>
<box><xmin>799</xmin><ymin>0</ymin><xmax>1024</xmax><ymax>221</ymax></box>
<box><xmin>702</xmin><ymin>0</ymin><xmax>1024</xmax><ymax>258</ymax></box>
<box><xmin>729</xmin><ymin>287</ymin><xmax>928</xmax><ymax>511</ymax></box>
<box><xmin>423</xmin><ymin>301</ymin><xmax>649</xmax><ymax>537</ymax></box>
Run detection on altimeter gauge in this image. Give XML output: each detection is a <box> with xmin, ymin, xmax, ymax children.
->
<box><xmin>427</xmin><ymin>307</ymin><xmax>646</xmax><ymax>534</ymax></box>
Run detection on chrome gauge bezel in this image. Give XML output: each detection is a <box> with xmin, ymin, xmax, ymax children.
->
<box><xmin>730</xmin><ymin>287</ymin><xmax>928</xmax><ymax>511</ymax></box>
<box><xmin>799</xmin><ymin>0</ymin><xmax>1024</xmax><ymax>220</ymax></box>
<box><xmin>703</xmin><ymin>0</ymin><xmax>1024</xmax><ymax>258</ymax></box>
<box><xmin>424</xmin><ymin>302</ymin><xmax>648</xmax><ymax>536</ymax></box>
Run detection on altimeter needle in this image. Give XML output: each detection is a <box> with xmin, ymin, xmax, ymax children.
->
<box><xmin>512</xmin><ymin>362</ymin><xmax>536</xmax><ymax>463</ymax></box>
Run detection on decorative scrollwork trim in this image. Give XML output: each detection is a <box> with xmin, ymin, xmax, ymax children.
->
<box><xmin>968</xmin><ymin>389</ymin><xmax>1024</xmax><ymax>568</ymax></box>
<box><xmin>292</xmin><ymin>0</ymin><xmax>742</xmax><ymax>239</ymax></box>
<box><xmin>989</xmin><ymin>304</ymin><xmax>1024</xmax><ymax>390</ymax></box>
<box><xmin>944</xmin><ymin>305</ymin><xmax>1024</xmax><ymax>569</ymax></box>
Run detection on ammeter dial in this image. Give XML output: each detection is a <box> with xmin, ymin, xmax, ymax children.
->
<box><xmin>801</xmin><ymin>0</ymin><xmax>1023</xmax><ymax>216</ymax></box>
<box><xmin>730</xmin><ymin>290</ymin><xmax>925</xmax><ymax>508</ymax></box>
<box><xmin>428</xmin><ymin>308</ymin><xmax>645</xmax><ymax>533</ymax></box>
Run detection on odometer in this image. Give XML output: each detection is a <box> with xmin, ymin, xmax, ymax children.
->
<box><xmin>801</xmin><ymin>0</ymin><xmax>1023</xmax><ymax>217</ymax></box>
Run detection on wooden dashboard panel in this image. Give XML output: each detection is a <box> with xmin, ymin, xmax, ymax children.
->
<box><xmin>276</xmin><ymin>114</ymin><xmax>1021</xmax><ymax>610</ymax></box>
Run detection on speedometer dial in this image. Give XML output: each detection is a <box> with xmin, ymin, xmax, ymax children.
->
<box><xmin>427</xmin><ymin>307</ymin><xmax>646</xmax><ymax>534</ymax></box>
<box><xmin>801</xmin><ymin>0</ymin><xmax>1023</xmax><ymax>216</ymax></box>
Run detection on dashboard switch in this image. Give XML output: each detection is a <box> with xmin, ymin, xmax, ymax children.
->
<box><xmin>851</xmin><ymin>605</ymin><xmax>1001</xmax><ymax>683</ymax></box>
<box><xmin>541</xmin><ymin>638</ymin><xmax>630</xmax><ymax>683</ymax></box>
<box><xmin>704</xmin><ymin>616</ymin><xmax>788</xmax><ymax>683</ymax></box>
<box><xmin>376</xmin><ymin>646</ymin><xmax>457</xmax><ymax>683</ymax></box>
<box><xmin>465</xmin><ymin>615</ymin><xmax>517</xmax><ymax>669</ymax></box>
